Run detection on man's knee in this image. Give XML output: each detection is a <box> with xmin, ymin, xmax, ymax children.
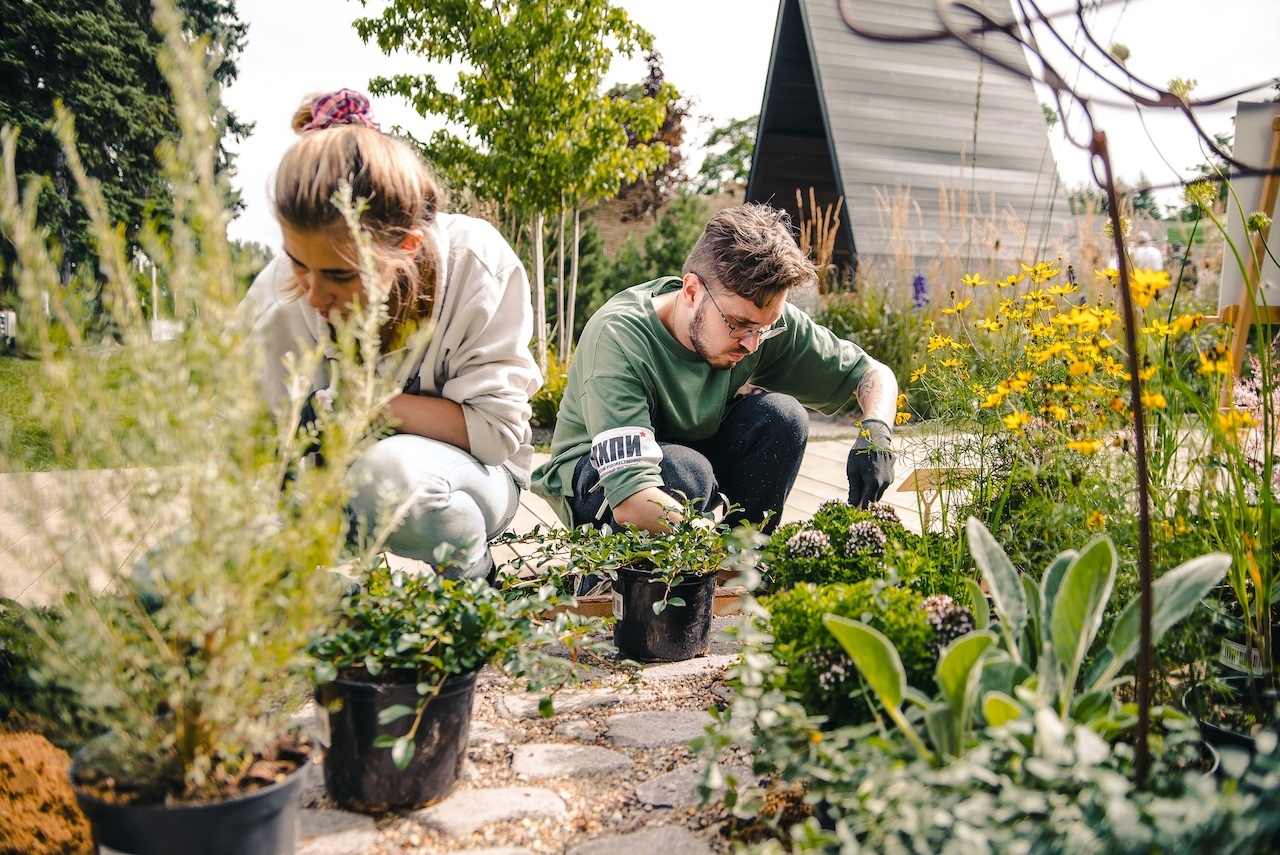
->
<box><xmin>658</xmin><ymin>444</ymin><xmax>719</xmax><ymax>510</ymax></box>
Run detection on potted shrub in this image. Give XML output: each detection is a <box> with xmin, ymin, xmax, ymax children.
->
<box><xmin>0</xmin><ymin>5</ymin><xmax>413</xmax><ymax>851</ymax></box>
<box><xmin>307</xmin><ymin>554</ymin><xmax>593</xmax><ymax>811</ymax></box>
<box><xmin>504</xmin><ymin>501</ymin><xmax>763</xmax><ymax>662</ymax></box>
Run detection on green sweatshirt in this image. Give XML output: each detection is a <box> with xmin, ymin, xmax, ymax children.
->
<box><xmin>530</xmin><ymin>277</ymin><xmax>873</xmax><ymax>524</ymax></box>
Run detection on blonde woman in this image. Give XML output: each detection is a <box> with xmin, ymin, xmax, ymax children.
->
<box><xmin>242</xmin><ymin>89</ymin><xmax>540</xmax><ymax>579</ymax></box>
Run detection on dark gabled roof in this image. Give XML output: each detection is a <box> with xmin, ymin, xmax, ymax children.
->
<box><xmin>749</xmin><ymin>0</ymin><xmax>1075</xmax><ymax>282</ymax></box>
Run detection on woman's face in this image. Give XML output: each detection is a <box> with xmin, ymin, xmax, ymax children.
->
<box><xmin>280</xmin><ymin>224</ymin><xmax>365</xmax><ymax>321</ymax></box>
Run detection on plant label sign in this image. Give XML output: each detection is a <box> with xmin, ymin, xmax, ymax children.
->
<box><xmin>613</xmin><ymin>590</ymin><xmax>624</xmax><ymax>619</ymax></box>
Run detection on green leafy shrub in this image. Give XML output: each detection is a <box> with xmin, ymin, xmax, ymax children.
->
<box><xmin>762</xmin><ymin>579</ymin><xmax>936</xmax><ymax>727</ymax></box>
<box><xmin>530</xmin><ymin>346</ymin><xmax>568</xmax><ymax>429</ymax></box>
<box><xmin>764</xmin><ymin>500</ymin><xmax>917</xmax><ymax>590</ymax></box>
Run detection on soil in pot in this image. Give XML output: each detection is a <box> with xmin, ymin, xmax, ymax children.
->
<box><xmin>0</xmin><ymin>729</ymin><xmax>92</xmax><ymax>855</ymax></box>
<box><xmin>318</xmin><ymin>667</ymin><xmax>477</xmax><ymax>813</ymax></box>
<box><xmin>612</xmin><ymin>568</ymin><xmax>716</xmax><ymax>662</ymax></box>
<box><xmin>71</xmin><ymin>738</ymin><xmax>310</xmax><ymax>855</ymax></box>
<box><xmin>1183</xmin><ymin>675</ymin><xmax>1280</xmax><ymax>752</ymax></box>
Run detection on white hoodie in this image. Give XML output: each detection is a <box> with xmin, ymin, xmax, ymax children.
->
<box><xmin>241</xmin><ymin>212</ymin><xmax>542</xmax><ymax>486</ymax></box>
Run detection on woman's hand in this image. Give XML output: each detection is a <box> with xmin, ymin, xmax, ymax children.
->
<box><xmin>385</xmin><ymin>393</ymin><xmax>471</xmax><ymax>451</ymax></box>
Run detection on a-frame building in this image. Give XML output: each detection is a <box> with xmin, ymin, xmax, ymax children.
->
<box><xmin>748</xmin><ymin>0</ymin><xmax>1075</xmax><ymax>283</ymax></box>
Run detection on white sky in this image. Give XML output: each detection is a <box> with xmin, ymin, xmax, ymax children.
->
<box><xmin>222</xmin><ymin>0</ymin><xmax>1280</xmax><ymax>250</ymax></box>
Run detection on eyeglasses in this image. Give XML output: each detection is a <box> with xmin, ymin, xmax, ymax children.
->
<box><xmin>691</xmin><ymin>273</ymin><xmax>787</xmax><ymax>342</ymax></box>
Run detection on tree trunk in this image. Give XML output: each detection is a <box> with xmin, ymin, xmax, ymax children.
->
<box><xmin>531</xmin><ymin>211</ymin><xmax>547</xmax><ymax>373</ymax></box>
<box><xmin>567</xmin><ymin>207</ymin><xmax>581</xmax><ymax>354</ymax></box>
<box><xmin>556</xmin><ymin>199</ymin><xmax>566</xmax><ymax>358</ymax></box>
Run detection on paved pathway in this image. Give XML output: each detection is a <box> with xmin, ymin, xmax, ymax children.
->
<box><xmin>0</xmin><ymin>419</ymin><xmax>941</xmax><ymax>605</ymax></box>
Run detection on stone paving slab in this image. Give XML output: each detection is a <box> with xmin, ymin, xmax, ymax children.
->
<box><xmin>411</xmin><ymin>786</ymin><xmax>567</xmax><ymax>837</ymax></box>
<box><xmin>634</xmin><ymin>763</ymin><xmax>755</xmax><ymax>808</ymax></box>
<box><xmin>511</xmin><ymin>743</ymin><xmax>633</xmax><ymax>779</ymax></box>
<box><xmin>566</xmin><ymin>825</ymin><xmax>713</xmax><ymax>855</ymax></box>
<box><xmin>501</xmin><ymin>688</ymin><xmax>648</xmax><ymax>721</ymax></box>
<box><xmin>296</xmin><ymin>808</ymin><xmax>379</xmax><ymax>855</ymax></box>
<box><xmin>604</xmin><ymin>710</ymin><xmax>714</xmax><ymax>748</ymax></box>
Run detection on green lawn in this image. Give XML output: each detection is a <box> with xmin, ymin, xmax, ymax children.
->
<box><xmin>0</xmin><ymin>356</ymin><xmax>60</xmax><ymax>470</ymax></box>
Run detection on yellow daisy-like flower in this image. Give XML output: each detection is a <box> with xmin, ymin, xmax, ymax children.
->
<box><xmin>1130</xmin><ymin>268</ymin><xmax>1171</xmax><ymax>308</ymax></box>
<box><xmin>910</xmin><ymin>365</ymin><xmax>927</xmax><ymax>382</ymax></box>
<box><xmin>1067</xmin><ymin>439</ymin><xmax>1103</xmax><ymax>454</ymax></box>
<box><xmin>1086</xmin><ymin>510</ymin><xmax>1106</xmax><ymax>530</ymax></box>
<box><xmin>942</xmin><ymin>298</ymin><xmax>973</xmax><ymax>315</ymax></box>
<box><xmin>1198</xmin><ymin>352</ymin><xmax>1232</xmax><ymax>375</ymax></box>
<box><xmin>976</xmin><ymin>317</ymin><xmax>1005</xmax><ymax>332</ymax></box>
<box><xmin>927</xmin><ymin>334</ymin><xmax>957</xmax><ymax>352</ymax></box>
<box><xmin>1141</xmin><ymin>392</ymin><xmax>1167</xmax><ymax>409</ymax></box>
<box><xmin>998</xmin><ymin>273</ymin><xmax>1027</xmax><ymax>288</ymax></box>
<box><xmin>1002</xmin><ymin>411</ymin><xmax>1031</xmax><ymax>432</ymax></box>
<box><xmin>1215</xmin><ymin>409</ymin><xmax>1257</xmax><ymax>435</ymax></box>
<box><xmin>896</xmin><ymin>393</ymin><xmax>908</xmax><ymax>409</ymax></box>
<box><xmin>895</xmin><ymin>411</ymin><xmax>912</xmax><ymax>426</ymax></box>
<box><xmin>1022</xmin><ymin>261</ymin><xmax>1062</xmax><ymax>284</ymax></box>
<box><xmin>979</xmin><ymin>392</ymin><xmax>1005</xmax><ymax>409</ymax></box>
<box><xmin>962</xmin><ymin>273</ymin><xmax>990</xmax><ymax>287</ymax></box>
<box><xmin>1068</xmin><ymin>360</ymin><xmax>1094</xmax><ymax>377</ymax></box>
<box><xmin>1048</xmin><ymin>284</ymin><xmax>1079</xmax><ymax>297</ymax></box>
<box><xmin>1168</xmin><ymin>313</ymin><xmax>1203</xmax><ymax>334</ymax></box>
<box><xmin>940</xmin><ymin>358</ymin><xmax>966</xmax><ymax>369</ymax></box>
<box><xmin>1046</xmin><ymin>404</ymin><xmax>1068</xmax><ymax>421</ymax></box>
<box><xmin>1095</xmin><ymin>267</ymin><xmax>1120</xmax><ymax>283</ymax></box>
<box><xmin>1138</xmin><ymin>366</ymin><xmax>1158</xmax><ymax>382</ymax></box>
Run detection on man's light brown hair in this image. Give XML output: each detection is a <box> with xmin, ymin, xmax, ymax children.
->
<box><xmin>682</xmin><ymin>204</ymin><xmax>816</xmax><ymax>307</ymax></box>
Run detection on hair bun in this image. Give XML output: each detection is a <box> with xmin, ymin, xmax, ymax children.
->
<box><xmin>301</xmin><ymin>89</ymin><xmax>381</xmax><ymax>133</ymax></box>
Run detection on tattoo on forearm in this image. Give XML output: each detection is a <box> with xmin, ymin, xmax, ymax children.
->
<box><xmin>857</xmin><ymin>364</ymin><xmax>898</xmax><ymax>425</ymax></box>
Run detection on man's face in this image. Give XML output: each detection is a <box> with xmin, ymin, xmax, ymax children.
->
<box><xmin>686</xmin><ymin>275</ymin><xmax>786</xmax><ymax>371</ymax></box>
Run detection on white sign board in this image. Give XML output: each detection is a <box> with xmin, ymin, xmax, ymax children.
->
<box><xmin>1218</xmin><ymin>101</ymin><xmax>1280</xmax><ymax>315</ymax></box>
<box><xmin>0</xmin><ymin>309</ymin><xmax>15</xmax><ymax>346</ymax></box>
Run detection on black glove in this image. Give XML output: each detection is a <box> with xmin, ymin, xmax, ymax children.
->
<box><xmin>847</xmin><ymin>418</ymin><xmax>894</xmax><ymax>507</ymax></box>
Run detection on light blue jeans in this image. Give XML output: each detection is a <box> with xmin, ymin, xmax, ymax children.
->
<box><xmin>345</xmin><ymin>434</ymin><xmax>520</xmax><ymax>579</ymax></box>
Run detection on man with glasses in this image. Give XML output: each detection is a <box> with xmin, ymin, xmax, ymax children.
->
<box><xmin>531</xmin><ymin>203</ymin><xmax>898</xmax><ymax>537</ymax></box>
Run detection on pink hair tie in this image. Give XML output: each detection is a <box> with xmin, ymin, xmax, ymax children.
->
<box><xmin>302</xmin><ymin>89</ymin><xmax>381</xmax><ymax>132</ymax></box>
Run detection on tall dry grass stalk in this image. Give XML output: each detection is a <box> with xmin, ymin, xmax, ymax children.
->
<box><xmin>795</xmin><ymin>187</ymin><xmax>844</xmax><ymax>293</ymax></box>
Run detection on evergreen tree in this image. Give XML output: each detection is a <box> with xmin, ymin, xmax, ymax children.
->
<box><xmin>0</xmin><ymin>0</ymin><xmax>248</xmax><ymax>295</ymax></box>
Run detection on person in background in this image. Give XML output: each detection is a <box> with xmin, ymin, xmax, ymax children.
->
<box><xmin>1131</xmin><ymin>231</ymin><xmax>1164</xmax><ymax>272</ymax></box>
<box><xmin>531</xmin><ymin>203</ymin><xmax>898</xmax><ymax>545</ymax></box>
<box><xmin>241</xmin><ymin>89</ymin><xmax>540</xmax><ymax>580</ymax></box>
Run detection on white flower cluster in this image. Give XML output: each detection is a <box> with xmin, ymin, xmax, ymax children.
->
<box><xmin>786</xmin><ymin>528</ymin><xmax>830</xmax><ymax>559</ymax></box>
<box><xmin>922</xmin><ymin>593</ymin><xmax>976</xmax><ymax>652</ymax></box>
<box><xmin>844</xmin><ymin>521</ymin><xmax>887</xmax><ymax>555</ymax></box>
<box><xmin>866</xmin><ymin>502</ymin><xmax>901</xmax><ymax>525</ymax></box>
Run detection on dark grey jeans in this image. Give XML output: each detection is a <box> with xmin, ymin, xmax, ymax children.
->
<box><xmin>567</xmin><ymin>392</ymin><xmax>808</xmax><ymax>536</ymax></box>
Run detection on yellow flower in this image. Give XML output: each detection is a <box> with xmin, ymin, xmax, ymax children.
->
<box><xmin>998</xmin><ymin>273</ymin><xmax>1027</xmax><ymax>288</ymax></box>
<box><xmin>896</xmin><ymin>393</ymin><xmax>908</xmax><ymax>409</ymax></box>
<box><xmin>1141</xmin><ymin>392</ymin><xmax>1167</xmax><ymax>409</ymax></box>
<box><xmin>1046</xmin><ymin>404</ymin><xmax>1068</xmax><ymax>420</ymax></box>
<box><xmin>1067</xmin><ymin>439</ymin><xmax>1103</xmax><ymax>454</ymax></box>
<box><xmin>979</xmin><ymin>391</ymin><xmax>1006</xmax><ymax>409</ymax></box>
<box><xmin>1168</xmin><ymin>313</ymin><xmax>1204</xmax><ymax>334</ymax></box>
<box><xmin>1086</xmin><ymin>510</ymin><xmax>1106</xmax><ymax>530</ymax></box>
<box><xmin>1048</xmin><ymin>284</ymin><xmax>1079</xmax><ymax>297</ymax></box>
<box><xmin>1003</xmin><ymin>411</ymin><xmax>1031</xmax><ymax>432</ymax></box>
<box><xmin>1095</xmin><ymin>267</ymin><xmax>1119</xmax><ymax>283</ymax></box>
<box><xmin>976</xmin><ymin>317</ymin><xmax>1005</xmax><ymax>332</ymax></box>
<box><xmin>927</xmin><ymin>334</ymin><xmax>957</xmax><ymax>352</ymax></box>
<box><xmin>895</xmin><ymin>411</ymin><xmax>912</xmax><ymax>426</ymax></box>
<box><xmin>1139</xmin><ymin>366</ymin><xmax>1158</xmax><ymax>382</ymax></box>
<box><xmin>1023</xmin><ymin>261</ymin><xmax>1062</xmax><ymax>283</ymax></box>
<box><xmin>1130</xmin><ymin>268</ymin><xmax>1171</xmax><ymax>308</ymax></box>
<box><xmin>942</xmin><ymin>298</ymin><xmax>973</xmax><ymax>315</ymax></box>
<box><xmin>1215</xmin><ymin>409</ymin><xmax>1257</xmax><ymax>436</ymax></box>
<box><xmin>962</xmin><ymin>273</ymin><xmax>990</xmax><ymax>287</ymax></box>
<box><xmin>1068</xmin><ymin>360</ymin><xmax>1094</xmax><ymax>377</ymax></box>
<box><xmin>809</xmin><ymin>731</ymin><xmax>823</xmax><ymax>744</ymax></box>
<box><xmin>910</xmin><ymin>365</ymin><xmax>927</xmax><ymax>382</ymax></box>
<box><xmin>940</xmin><ymin>358</ymin><xmax>965</xmax><ymax>369</ymax></box>
<box><xmin>1198</xmin><ymin>352</ymin><xmax>1232</xmax><ymax>375</ymax></box>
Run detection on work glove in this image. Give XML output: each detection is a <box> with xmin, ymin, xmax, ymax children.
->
<box><xmin>847</xmin><ymin>418</ymin><xmax>895</xmax><ymax>507</ymax></box>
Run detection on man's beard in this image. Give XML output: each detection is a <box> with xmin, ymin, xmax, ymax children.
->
<box><xmin>689</xmin><ymin>301</ymin><xmax>747</xmax><ymax>371</ymax></box>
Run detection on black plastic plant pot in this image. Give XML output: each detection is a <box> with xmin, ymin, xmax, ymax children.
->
<box><xmin>1183</xmin><ymin>675</ymin><xmax>1280</xmax><ymax>753</ymax></box>
<box><xmin>317</xmin><ymin>668</ymin><xmax>478</xmax><ymax>812</ymax></box>
<box><xmin>612</xmin><ymin>567</ymin><xmax>716</xmax><ymax>662</ymax></box>
<box><xmin>72</xmin><ymin>759</ymin><xmax>306</xmax><ymax>855</ymax></box>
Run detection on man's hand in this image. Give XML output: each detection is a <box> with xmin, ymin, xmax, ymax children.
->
<box><xmin>847</xmin><ymin>418</ymin><xmax>894</xmax><ymax>507</ymax></box>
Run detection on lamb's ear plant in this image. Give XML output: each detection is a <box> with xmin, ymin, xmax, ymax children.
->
<box><xmin>823</xmin><ymin>518</ymin><xmax>1229</xmax><ymax>764</ymax></box>
<box><xmin>0</xmin><ymin>0</ymin><xmax>425</xmax><ymax>802</ymax></box>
